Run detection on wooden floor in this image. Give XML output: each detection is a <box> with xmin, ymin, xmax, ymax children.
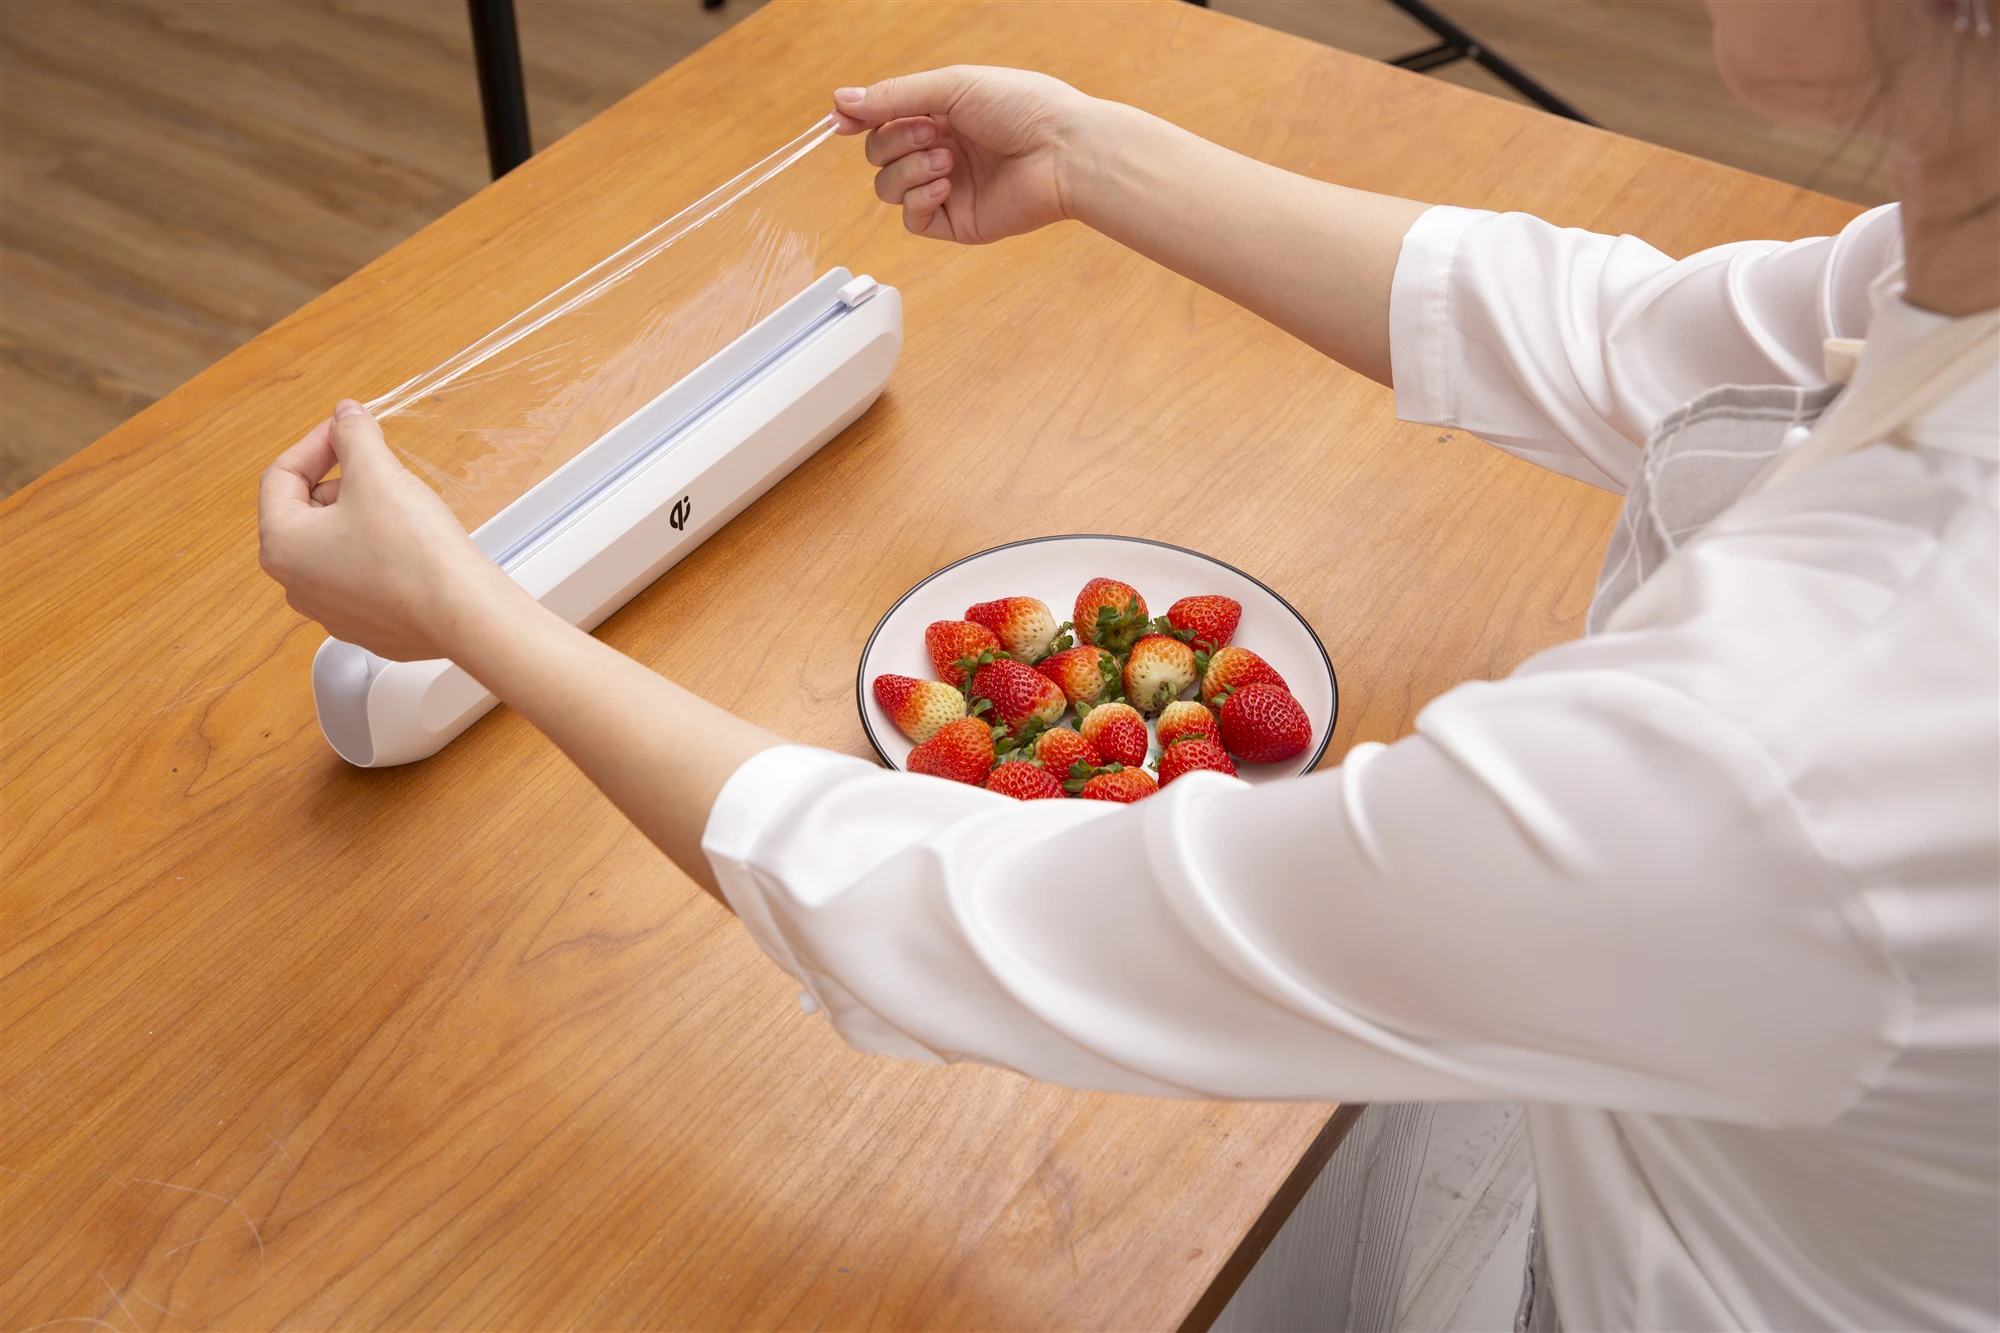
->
<box><xmin>1</xmin><ymin>0</ymin><xmax>1892</xmax><ymax>498</ymax></box>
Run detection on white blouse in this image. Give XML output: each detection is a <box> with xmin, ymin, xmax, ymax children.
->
<box><xmin>702</xmin><ymin>202</ymin><xmax>1999</xmax><ymax>1331</ymax></box>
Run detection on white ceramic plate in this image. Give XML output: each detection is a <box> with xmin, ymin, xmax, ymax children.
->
<box><xmin>856</xmin><ymin>534</ymin><xmax>1337</xmax><ymax>783</ymax></box>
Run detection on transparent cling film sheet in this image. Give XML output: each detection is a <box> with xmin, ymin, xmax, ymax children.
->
<box><xmin>365</xmin><ymin>118</ymin><xmax>882</xmax><ymax>542</ymax></box>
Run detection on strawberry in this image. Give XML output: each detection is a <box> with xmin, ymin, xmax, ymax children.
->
<box><xmin>970</xmin><ymin>658</ymin><xmax>1067</xmax><ymax>743</ymax></box>
<box><xmin>1032</xmin><ymin>726</ymin><xmax>1101</xmax><ymax>778</ymax></box>
<box><xmin>1155</xmin><ymin>737</ymin><xmax>1237</xmax><ymax>786</ymax></box>
<box><xmin>1155</xmin><ymin>699</ymin><xmax>1219</xmax><ymax>750</ymax></box>
<box><xmin>1078</xmin><ymin>701</ymin><xmax>1150</xmax><ymax>767</ymax></box>
<box><xmin>1199</xmin><ymin>645</ymin><xmax>1289</xmax><ymax>708</ymax></box>
<box><xmin>966</xmin><ymin>597</ymin><xmax>1062</xmax><ymax>664</ymax></box>
<box><xmin>1122</xmin><ymin>634</ymin><xmax>1197</xmax><ymax>712</ymax></box>
<box><xmin>986</xmin><ymin>761</ymin><xmax>1065</xmax><ymax>800</ymax></box>
<box><xmin>907</xmin><ymin>715</ymin><xmax>998</xmax><ymax>785</ymax></box>
<box><xmin>872</xmin><ymin>674</ymin><xmax>967</xmax><ymax>744</ymax></box>
<box><xmin>1218</xmin><ymin>682</ymin><xmax>1312</xmax><ymax>763</ymax></box>
<box><xmin>1078</xmin><ymin>767</ymin><xmax>1158</xmax><ymax>803</ymax></box>
<box><xmin>925</xmin><ymin>619</ymin><xmax>1005</xmax><ymax>687</ymax></box>
<box><xmin>1162</xmin><ymin>595</ymin><xmax>1241</xmax><ymax>655</ymax></box>
<box><xmin>1037</xmin><ymin>644</ymin><xmax>1121</xmax><ymax>709</ymax></box>
<box><xmin>1074</xmin><ymin>577</ymin><xmax>1149</xmax><ymax>655</ymax></box>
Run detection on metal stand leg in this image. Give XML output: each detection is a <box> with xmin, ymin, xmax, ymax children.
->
<box><xmin>467</xmin><ymin>0</ymin><xmax>532</xmax><ymax>179</ymax></box>
<box><xmin>1385</xmin><ymin>0</ymin><xmax>1594</xmax><ymax>124</ymax></box>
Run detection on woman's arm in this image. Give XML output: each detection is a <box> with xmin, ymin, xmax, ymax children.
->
<box><xmin>259</xmin><ymin>402</ymin><xmax>779</xmax><ymax>902</ymax></box>
<box><xmin>831</xmin><ymin>69</ymin><xmax>1429</xmax><ymax>386</ymax></box>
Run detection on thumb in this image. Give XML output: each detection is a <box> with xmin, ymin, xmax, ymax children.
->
<box><xmin>328</xmin><ymin>399</ymin><xmax>394</xmax><ymax>481</ymax></box>
<box><xmin>833</xmin><ymin>66</ymin><xmax>975</xmax><ymax>128</ymax></box>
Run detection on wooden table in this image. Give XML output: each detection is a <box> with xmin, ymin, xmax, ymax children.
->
<box><xmin>0</xmin><ymin>3</ymin><xmax>1860</xmax><ymax>1328</ymax></box>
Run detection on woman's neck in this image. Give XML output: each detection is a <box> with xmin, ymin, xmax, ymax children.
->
<box><xmin>1894</xmin><ymin>137</ymin><xmax>2000</xmax><ymax>317</ymax></box>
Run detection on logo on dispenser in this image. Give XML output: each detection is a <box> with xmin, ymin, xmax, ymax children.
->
<box><xmin>669</xmin><ymin>496</ymin><xmax>692</xmax><ymax>531</ymax></box>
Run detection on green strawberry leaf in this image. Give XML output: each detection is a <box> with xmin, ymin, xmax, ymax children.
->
<box><xmin>1001</xmin><ymin>715</ymin><xmax>1051</xmax><ymax>756</ymax></box>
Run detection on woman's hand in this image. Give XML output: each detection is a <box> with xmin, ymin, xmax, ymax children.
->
<box><xmin>257</xmin><ymin>400</ymin><xmax>508</xmax><ymax>662</ymax></box>
<box><xmin>833</xmin><ymin>66</ymin><xmax>1425</xmax><ymax>384</ymax></box>
<box><xmin>257</xmin><ymin>400</ymin><xmax>780</xmax><ymax>903</ymax></box>
<box><xmin>832</xmin><ymin>66</ymin><xmax>1097</xmax><ymax>244</ymax></box>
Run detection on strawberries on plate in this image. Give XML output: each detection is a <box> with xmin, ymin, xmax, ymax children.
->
<box><xmin>986</xmin><ymin>761</ymin><xmax>1065</xmax><ymax>800</ymax></box>
<box><xmin>1155</xmin><ymin>699</ymin><xmax>1219</xmax><ymax>750</ymax></box>
<box><xmin>966</xmin><ymin>596</ymin><xmax>1063</xmax><ymax>664</ymax></box>
<box><xmin>1078</xmin><ymin>701</ymin><xmax>1150</xmax><ymax>768</ymax></box>
<box><xmin>1218</xmin><ymin>682</ymin><xmax>1312</xmax><ymax>763</ymax></box>
<box><xmin>885</xmin><ymin>570</ymin><xmax>1318</xmax><ymax>793</ymax></box>
<box><xmin>1162</xmin><ymin>595</ymin><xmax>1241</xmax><ymax>655</ymax></box>
<box><xmin>1037</xmin><ymin>644</ymin><xmax>1121</xmax><ymax>709</ymax></box>
<box><xmin>872</xmin><ymin>674</ymin><xmax>967</xmax><ymax>744</ymax></box>
<box><xmin>1074</xmin><ymin>577</ymin><xmax>1149</xmax><ymax>655</ymax></box>
<box><xmin>1122</xmin><ymin>634</ymin><xmax>1197</xmax><ymax>713</ymax></box>
<box><xmin>1076</xmin><ymin>766</ymin><xmax>1158</xmax><ymax>803</ymax></box>
<box><xmin>1156</xmin><ymin>736</ymin><xmax>1237</xmax><ymax>786</ymax></box>
<box><xmin>908</xmin><ymin>715</ymin><xmax>999</xmax><ymax>785</ymax></box>
<box><xmin>925</xmin><ymin>619</ymin><xmax>1005</xmax><ymax>688</ymax></box>
<box><xmin>971</xmin><ymin>658</ymin><xmax>1067</xmax><ymax>745</ymax></box>
<box><xmin>1199</xmin><ymin>645</ymin><xmax>1288</xmax><ymax>708</ymax></box>
<box><xmin>1032</xmin><ymin>726</ymin><xmax>1101</xmax><ymax>778</ymax></box>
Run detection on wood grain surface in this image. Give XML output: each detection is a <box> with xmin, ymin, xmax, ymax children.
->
<box><xmin>0</xmin><ymin>2</ymin><xmax>1862</xmax><ymax>1328</ymax></box>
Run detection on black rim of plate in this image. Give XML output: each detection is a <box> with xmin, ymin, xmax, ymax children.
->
<box><xmin>853</xmin><ymin>533</ymin><xmax>1338</xmax><ymax>775</ymax></box>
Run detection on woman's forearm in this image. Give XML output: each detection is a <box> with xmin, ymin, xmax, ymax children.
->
<box><xmin>1061</xmin><ymin>100</ymin><xmax>1429</xmax><ymax>387</ymax></box>
<box><xmin>439</xmin><ymin>565</ymin><xmax>780</xmax><ymax>904</ymax></box>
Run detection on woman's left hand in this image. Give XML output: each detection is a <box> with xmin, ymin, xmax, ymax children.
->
<box><xmin>259</xmin><ymin>400</ymin><xmax>781</xmax><ymax>903</ymax></box>
<box><xmin>257</xmin><ymin>400</ymin><xmax>507</xmax><ymax>662</ymax></box>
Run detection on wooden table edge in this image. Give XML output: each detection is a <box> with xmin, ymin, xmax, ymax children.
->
<box><xmin>1181</xmin><ymin>1103</ymin><xmax>1367</xmax><ymax>1331</ymax></box>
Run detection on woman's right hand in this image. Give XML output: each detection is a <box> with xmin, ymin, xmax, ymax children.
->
<box><xmin>832</xmin><ymin>67</ymin><xmax>1096</xmax><ymax>244</ymax></box>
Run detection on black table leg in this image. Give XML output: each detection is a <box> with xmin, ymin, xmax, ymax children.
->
<box><xmin>1385</xmin><ymin>0</ymin><xmax>1594</xmax><ymax>124</ymax></box>
<box><xmin>468</xmin><ymin>0</ymin><xmax>533</xmax><ymax>179</ymax></box>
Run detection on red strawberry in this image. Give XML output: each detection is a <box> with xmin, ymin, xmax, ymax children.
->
<box><xmin>970</xmin><ymin>658</ymin><xmax>1067</xmax><ymax>742</ymax></box>
<box><xmin>1155</xmin><ymin>700</ymin><xmax>1219</xmax><ymax>750</ymax></box>
<box><xmin>1032</xmin><ymin>726</ymin><xmax>1101</xmax><ymax>779</ymax></box>
<box><xmin>907</xmin><ymin>715</ymin><xmax>998</xmax><ymax>785</ymax></box>
<box><xmin>1156</xmin><ymin>737</ymin><xmax>1238</xmax><ymax>786</ymax></box>
<box><xmin>1078</xmin><ymin>701</ymin><xmax>1150</xmax><ymax>768</ymax></box>
<box><xmin>1122</xmin><ymin>634</ymin><xmax>1197</xmax><ymax>712</ymax></box>
<box><xmin>1218</xmin><ymin>682</ymin><xmax>1312</xmax><ymax>763</ymax></box>
<box><xmin>966</xmin><ymin>596</ymin><xmax>1062</xmax><ymax>664</ymax></box>
<box><xmin>1074</xmin><ymin>578</ymin><xmax>1149</xmax><ymax>654</ymax></box>
<box><xmin>1199</xmin><ymin>645</ymin><xmax>1289</xmax><ymax>708</ymax></box>
<box><xmin>872</xmin><ymin>674</ymin><xmax>968</xmax><ymax>744</ymax></box>
<box><xmin>925</xmin><ymin>619</ymin><xmax>1004</xmax><ymax>687</ymax></box>
<box><xmin>1078</xmin><ymin>767</ymin><xmax>1158</xmax><ymax>803</ymax></box>
<box><xmin>1163</xmin><ymin>595</ymin><xmax>1241</xmax><ymax>655</ymax></box>
<box><xmin>1037</xmin><ymin>644</ymin><xmax>1121</xmax><ymax>709</ymax></box>
<box><xmin>986</xmin><ymin>761</ymin><xmax>1065</xmax><ymax>800</ymax></box>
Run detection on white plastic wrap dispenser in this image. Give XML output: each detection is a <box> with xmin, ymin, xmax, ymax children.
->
<box><xmin>312</xmin><ymin>268</ymin><xmax>902</xmax><ymax>767</ymax></box>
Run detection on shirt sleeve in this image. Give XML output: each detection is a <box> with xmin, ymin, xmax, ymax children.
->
<box><xmin>1387</xmin><ymin>203</ymin><xmax>1902</xmax><ymax>493</ymax></box>
<box><xmin>703</xmin><ymin>656</ymin><xmax>1903</xmax><ymax>1127</ymax></box>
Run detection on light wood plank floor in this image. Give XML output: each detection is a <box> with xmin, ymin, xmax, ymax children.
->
<box><xmin>2</xmin><ymin>0</ymin><xmax>1892</xmax><ymax>495</ymax></box>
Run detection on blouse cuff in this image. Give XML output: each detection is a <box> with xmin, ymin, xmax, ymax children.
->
<box><xmin>702</xmin><ymin>743</ymin><xmax>876</xmax><ymax>988</ymax></box>
<box><xmin>1390</xmin><ymin>204</ymin><xmax>1495</xmax><ymax>429</ymax></box>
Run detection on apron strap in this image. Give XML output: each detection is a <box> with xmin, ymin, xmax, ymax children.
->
<box><xmin>1756</xmin><ymin>308</ymin><xmax>1999</xmax><ymax>493</ymax></box>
